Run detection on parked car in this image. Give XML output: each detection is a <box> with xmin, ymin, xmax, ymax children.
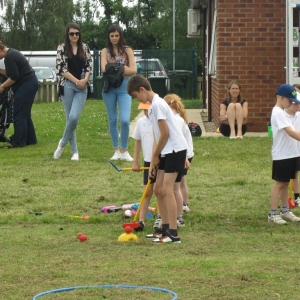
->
<box><xmin>33</xmin><ymin>66</ymin><xmax>57</xmax><ymax>82</ymax></box>
<box><xmin>135</xmin><ymin>58</ymin><xmax>167</xmax><ymax>77</ymax></box>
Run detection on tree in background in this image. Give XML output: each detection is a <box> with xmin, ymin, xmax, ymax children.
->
<box><xmin>0</xmin><ymin>0</ymin><xmax>74</xmax><ymax>50</ymax></box>
<box><xmin>0</xmin><ymin>0</ymin><xmax>202</xmax><ymax>68</ymax></box>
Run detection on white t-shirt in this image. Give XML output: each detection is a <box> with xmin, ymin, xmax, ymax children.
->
<box><xmin>271</xmin><ymin>106</ymin><xmax>298</xmax><ymax>160</ymax></box>
<box><xmin>287</xmin><ymin>111</ymin><xmax>300</xmax><ymax>154</ymax></box>
<box><xmin>132</xmin><ymin>115</ymin><xmax>153</xmax><ymax>162</ymax></box>
<box><xmin>174</xmin><ymin>113</ymin><xmax>194</xmax><ymax>159</ymax></box>
<box><xmin>148</xmin><ymin>94</ymin><xmax>188</xmax><ymax>156</ymax></box>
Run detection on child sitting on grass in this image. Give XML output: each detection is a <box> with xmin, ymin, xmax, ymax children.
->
<box><xmin>132</xmin><ymin>101</ymin><xmax>155</xmax><ymax>231</ymax></box>
<box><xmin>269</xmin><ymin>84</ymin><xmax>300</xmax><ymax>224</ymax></box>
<box><xmin>127</xmin><ymin>75</ymin><xmax>188</xmax><ymax>243</ymax></box>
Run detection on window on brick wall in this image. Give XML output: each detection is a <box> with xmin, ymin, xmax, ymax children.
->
<box><xmin>208</xmin><ymin>10</ymin><xmax>216</xmax><ymax>75</ymax></box>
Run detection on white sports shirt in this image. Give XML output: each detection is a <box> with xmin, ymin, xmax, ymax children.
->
<box><xmin>173</xmin><ymin>113</ymin><xmax>194</xmax><ymax>159</ymax></box>
<box><xmin>271</xmin><ymin>106</ymin><xmax>298</xmax><ymax>160</ymax></box>
<box><xmin>132</xmin><ymin>115</ymin><xmax>153</xmax><ymax>162</ymax></box>
<box><xmin>148</xmin><ymin>94</ymin><xmax>188</xmax><ymax>156</ymax></box>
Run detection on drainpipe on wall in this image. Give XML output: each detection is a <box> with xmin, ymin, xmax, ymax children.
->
<box><xmin>207</xmin><ymin>0</ymin><xmax>212</xmax><ymax>122</ymax></box>
<box><xmin>201</xmin><ymin>6</ymin><xmax>207</xmax><ymax>109</ymax></box>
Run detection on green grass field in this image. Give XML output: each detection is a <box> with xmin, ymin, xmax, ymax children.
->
<box><xmin>0</xmin><ymin>99</ymin><xmax>298</xmax><ymax>300</ymax></box>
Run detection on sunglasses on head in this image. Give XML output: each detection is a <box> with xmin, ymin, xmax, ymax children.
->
<box><xmin>68</xmin><ymin>32</ymin><xmax>80</xmax><ymax>37</ymax></box>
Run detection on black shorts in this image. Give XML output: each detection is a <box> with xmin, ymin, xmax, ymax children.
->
<box><xmin>158</xmin><ymin>150</ymin><xmax>187</xmax><ymax>182</ymax></box>
<box><xmin>182</xmin><ymin>157</ymin><xmax>193</xmax><ymax>176</ymax></box>
<box><xmin>272</xmin><ymin>157</ymin><xmax>297</xmax><ymax>182</ymax></box>
<box><xmin>220</xmin><ymin>123</ymin><xmax>247</xmax><ymax>137</ymax></box>
<box><xmin>296</xmin><ymin>157</ymin><xmax>300</xmax><ymax>171</ymax></box>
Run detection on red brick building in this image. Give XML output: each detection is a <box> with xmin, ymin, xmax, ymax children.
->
<box><xmin>191</xmin><ymin>0</ymin><xmax>292</xmax><ymax>132</ymax></box>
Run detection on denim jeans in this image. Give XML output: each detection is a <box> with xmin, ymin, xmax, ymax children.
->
<box><xmin>10</xmin><ymin>75</ymin><xmax>38</xmax><ymax>147</ymax></box>
<box><xmin>60</xmin><ymin>80</ymin><xmax>87</xmax><ymax>154</ymax></box>
<box><xmin>102</xmin><ymin>77</ymin><xmax>132</xmax><ymax>149</ymax></box>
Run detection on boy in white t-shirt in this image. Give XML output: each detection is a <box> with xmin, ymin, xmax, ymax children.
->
<box><xmin>132</xmin><ymin>101</ymin><xmax>154</xmax><ymax>231</ymax></box>
<box><xmin>269</xmin><ymin>84</ymin><xmax>300</xmax><ymax>224</ymax></box>
<box><xmin>127</xmin><ymin>75</ymin><xmax>188</xmax><ymax>243</ymax></box>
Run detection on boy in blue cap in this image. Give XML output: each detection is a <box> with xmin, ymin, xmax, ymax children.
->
<box><xmin>269</xmin><ymin>84</ymin><xmax>300</xmax><ymax>224</ymax></box>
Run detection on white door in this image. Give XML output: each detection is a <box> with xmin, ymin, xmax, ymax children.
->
<box><xmin>287</xmin><ymin>0</ymin><xmax>300</xmax><ymax>85</ymax></box>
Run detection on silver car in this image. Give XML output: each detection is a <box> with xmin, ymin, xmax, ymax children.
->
<box><xmin>32</xmin><ymin>67</ymin><xmax>57</xmax><ymax>82</ymax></box>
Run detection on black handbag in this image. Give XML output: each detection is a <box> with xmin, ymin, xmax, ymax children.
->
<box><xmin>102</xmin><ymin>63</ymin><xmax>124</xmax><ymax>93</ymax></box>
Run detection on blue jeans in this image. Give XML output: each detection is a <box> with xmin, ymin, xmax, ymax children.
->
<box><xmin>102</xmin><ymin>77</ymin><xmax>132</xmax><ymax>149</ymax></box>
<box><xmin>10</xmin><ymin>75</ymin><xmax>38</xmax><ymax>147</ymax></box>
<box><xmin>60</xmin><ymin>80</ymin><xmax>87</xmax><ymax>154</ymax></box>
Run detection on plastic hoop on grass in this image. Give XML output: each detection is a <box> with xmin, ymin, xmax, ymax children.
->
<box><xmin>32</xmin><ymin>284</ymin><xmax>178</xmax><ymax>299</ymax></box>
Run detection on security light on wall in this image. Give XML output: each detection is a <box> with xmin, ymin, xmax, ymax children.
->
<box><xmin>187</xmin><ymin>9</ymin><xmax>201</xmax><ymax>38</ymax></box>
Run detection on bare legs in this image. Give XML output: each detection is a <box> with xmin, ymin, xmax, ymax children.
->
<box><xmin>226</xmin><ymin>103</ymin><xmax>244</xmax><ymax>137</ymax></box>
<box><xmin>154</xmin><ymin>170</ymin><xmax>178</xmax><ymax>230</ymax></box>
<box><xmin>270</xmin><ymin>181</ymin><xmax>289</xmax><ymax>210</ymax></box>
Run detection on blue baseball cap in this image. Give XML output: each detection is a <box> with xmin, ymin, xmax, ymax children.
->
<box><xmin>276</xmin><ymin>84</ymin><xmax>300</xmax><ymax>103</ymax></box>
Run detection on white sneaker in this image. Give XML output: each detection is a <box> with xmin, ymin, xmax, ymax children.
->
<box><xmin>153</xmin><ymin>218</ymin><xmax>162</xmax><ymax>229</ymax></box>
<box><xmin>53</xmin><ymin>139</ymin><xmax>63</xmax><ymax>159</ymax></box>
<box><xmin>120</xmin><ymin>151</ymin><xmax>133</xmax><ymax>162</ymax></box>
<box><xmin>110</xmin><ymin>150</ymin><xmax>120</xmax><ymax>160</ymax></box>
<box><xmin>183</xmin><ymin>204</ymin><xmax>190</xmax><ymax>213</ymax></box>
<box><xmin>295</xmin><ymin>198</ymin><xmax>300</xmax><ymax>207</ymax></box>
<box><xmin>71</xmin><ymin>153</ymin><xmax>79</xmax><ymax>161</ymax></box>
<box><xmin>280</xmin><ymin>211</ymin><xmax>300</xmax><ymax>222</ymax></box>
<box><xmin>268</xmin><ymin>214</ymin><xmax>287</xmax><ymax>224</ymax></box>
<box><xmin>177</xmin><ymin>218</ymin><xmax>185</xmax><ymax>227</ymax></box>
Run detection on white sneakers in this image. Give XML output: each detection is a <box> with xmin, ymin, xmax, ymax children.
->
<box><xmin>110</xmin><ymin>150</ymin><xmax>133</xmax><ymax>162</ymax></box>
<box><xmin>268</xmin><ymin>211</ymin><xmax>300</xmax><ymax>224</ymax></box>
<box><xmin>53</xmin><ymin>139</ymin><xmax>79</xmax><ymax>161</ymax></box>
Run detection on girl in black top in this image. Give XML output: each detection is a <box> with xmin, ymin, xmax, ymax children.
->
<box><xmin>219</xmin><ymin>80</ymin><xmax>248</xmax><ymax>139</ymax></box>
<box><xmin>53</xmin><ymin>22</ymin><xmax>92</xmax><ymax>161</ymax></box>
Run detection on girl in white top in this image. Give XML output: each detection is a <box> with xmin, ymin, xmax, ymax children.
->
<box><xmin>164</xmin><ymin>94</ymin><xmax>194</xmax><ymax>226</ymax></box>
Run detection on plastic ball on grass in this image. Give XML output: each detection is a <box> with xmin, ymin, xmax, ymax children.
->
<box><xmin>124</xmin><ymin>226</ymin><xmax>132</xmax><ymax>234</ymax></box>
<box><xmin>79</xmin><ymin>234</ymin><xmax>88</xmax><ymax>242</ymax></box>
<box><xmin>124</xmin><ymin>209</ymin><xmax>132</xmax><ymax>218</ymax></box>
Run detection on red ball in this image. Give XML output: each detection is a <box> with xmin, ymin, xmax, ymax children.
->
<box><xmin>124</xmin><ymin>226</ymin><xmax>132</xmax><ymax>234</ymax></box>
<box><xmin>83</xmin><ymin>215</ymin><xmax>90</xmax><ymax>220</ymax></box>
<box><xmin>77</xmin><ymin>232</ymin><xmax>83</xmax><ymax>239</ymax></box>
<box><xmin>79</xmin><ymin>234</ymin><xmax>88</xmax><ymax>242</ymax></box>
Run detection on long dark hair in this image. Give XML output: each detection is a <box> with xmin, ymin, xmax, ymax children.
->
<box><xmin>106</xmin><ymin>24</ymin><xmax>130</xmax><ymax>60</ymax></box>
<box><xmin>64</xmin><ymin>22</ymin><xmax>85</xmax><ymax>61</ymax></box>
<box><xmin>226</xmin><ymin>80</ymin><xmax>243</xmax><ymax>104</ymax></box>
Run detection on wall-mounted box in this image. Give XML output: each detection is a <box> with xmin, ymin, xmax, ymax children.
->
<box><xmin>187</xmin><ymin>9</ymin><xmax>201</xmax><ymax>38</ymax></box>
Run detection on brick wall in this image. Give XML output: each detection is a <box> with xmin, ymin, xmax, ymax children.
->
<box><xmin>211</xmin><ymin>0</ymin><xmax>286</xmax><ymax>132</ymax></box>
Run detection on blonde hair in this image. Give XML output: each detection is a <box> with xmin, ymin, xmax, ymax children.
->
<box><xmin>164</xmin><ymin>93</ymin><xmax>188</xmax><ymax>124</ymax></box>
<box><xmin>293</xmin><ymin>84</ymin><xmax>300</xmax><ymax>92</ymax></box>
